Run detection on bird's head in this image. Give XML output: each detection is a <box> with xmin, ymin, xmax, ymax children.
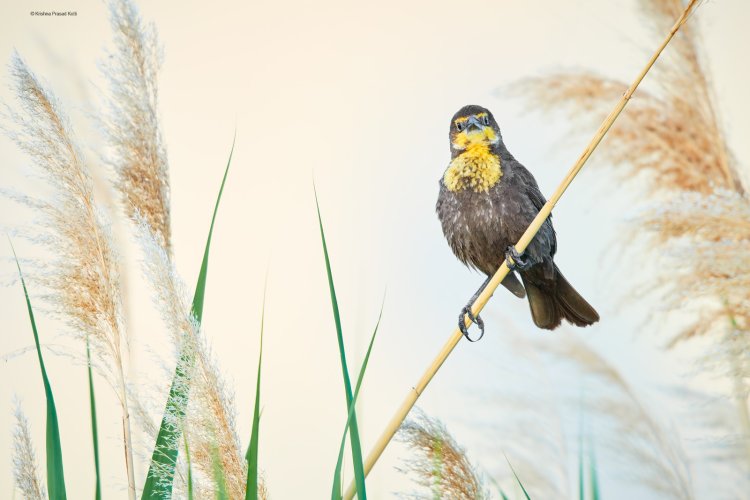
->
<box><xmin>449</xmin><ymin>105</ymin><xmax>502</xmax><ymax>153</ymax></box>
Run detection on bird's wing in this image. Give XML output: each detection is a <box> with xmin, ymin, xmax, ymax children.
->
<box><xmin>501</xmin><ymin>272</ymin><xmax>526</xmax><ymax>298</ymax></box>
<box><xmin>514</xmin><ymin>161</ymin><xmax>557</xmax><ymax>256</ymax></box>
<box><xmin>513</xmin><ymin>162</ymin><xmax>547</xmax><ymax>211</ymax></box>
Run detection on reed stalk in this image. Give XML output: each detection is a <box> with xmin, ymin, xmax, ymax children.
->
<box><xmin>342</xmin><ymin>1</ymin><xmax>699</xmax><ymax>497</ymax></box>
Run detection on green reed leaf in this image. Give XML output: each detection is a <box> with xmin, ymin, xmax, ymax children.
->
<box><xmin>10</xmin><ymin>240</ymin><xmax>67</xmax><ymax>499</ymax></box>
<box><xmin>141</xmin><ymin>135</ymin><xmax>235</xmax><ymax>499</ymax></box>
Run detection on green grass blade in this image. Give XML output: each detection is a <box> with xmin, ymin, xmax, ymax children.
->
<box><xmin>191</xmin><ymin>133</ymin><xmax>235</xmax><ymax>321</ymax></box>
<box><xmin>245</xmin><ymin>282</ymin><xmax>266</xmax><ymax>500</ymax></box>
<box><xmin>142</xmin><ymin>135</ymin><xmax>235</xmax><ymax>499</ymax></box>
<box><xmin>505</xmin><ymin>454</ymin><xmax>531</xmax><ymax>500</ymax></box>
<box><xmin>331</xmin><ymin>300</ymin><xmax>384</xmax><ymax>499</ymax></box>
<box><xmin>589</xmin><ymin>437</ymin><xmax>600</xmax><ymax>500</ymax></box>
<box><xmin>184</xmin><ymin>433</ymin><xmax>194</xmax><ymax>500</ymax></box>
<box><xmin>86</xmin><ymin>337</ymin><xmax>101</xmax><ymax>500</ymax></box>
<box><xmin>431</xmin><ymin>438</ymin><xmax>444</xmax><ymax>497</ymax></box>
<box><xmin>10</xmin><ymin>240</ymin><xmax>67</xmax><ymax>500</ymax></box>
<box><xmin>578</xmin><ymin>415</ymin><xmax>584</xmax><ymax>500</ymax></box>
<box><xmin>211</xmin><ymin>445</ymin><xmax>229</xmax><ymax>500</ymax></box>
<box><xmin>489</xmin><ymin>477</ymin><xmax>510</xmax><ymax>500</ymax></box>
<box><xmin>314</xmin><ymin>188</ymin><xmax>367</xmax><ymax>500</ymax></box>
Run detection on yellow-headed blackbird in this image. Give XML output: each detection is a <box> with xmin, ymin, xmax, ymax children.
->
<box><xmin>436</xmin><ymin>104</ymin><xmax>599</xmax><ymax>339</ymax></box>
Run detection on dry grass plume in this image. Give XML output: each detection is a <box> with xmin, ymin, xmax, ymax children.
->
<box><xmin>1</xmin><ymin>0</ymin><xmax>251</xmax><ymax>497</ymax></box>
<box><xmin>138</xmin><ymin>221</ymin><xmax>258</xmax><ymax>498</ymax></box>
<box><xmin>513</xmin><ymin>0</ymin><xmax>750</xmax><ymax>470</ymax></box>
<box><xmin>397</xmin><ymin>409</ymin><xmax>489</xmax><ymax>500</ymax></box>
<box><xmin>516</xmin><ymin>0</ymin><xmax>742</xmax><ymax>195</ymax></box>
<box><xmin>12</xmin><ymin>405</ymin><xmax>46</xmax><ymax>500</ymax></box>
<box><xmin>540</xmin><ymin>336</ymin><xmax>695</xmax><ymax>499</ymax></box>
<box><xmin>3</xmin><ymin>53</ymin><xmax>138</xmax><ymax>498</ymax></box>
<box><xmin>103</xmin><ymin>0</ymin><xmax>171</xmax><ymax>254</ymax></box>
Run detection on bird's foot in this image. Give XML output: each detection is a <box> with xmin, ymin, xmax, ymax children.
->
<box><xmin>459</xmin><ymin>305</ymin><xmax>485</xmax><ymax>342</ymax></box>
<box><xmin>505</xmin><ymin>245</ymin><xmax>532</xmax><ymax>271</ymax></box>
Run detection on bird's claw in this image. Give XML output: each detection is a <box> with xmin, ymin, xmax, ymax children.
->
<box><xmin>505</xmin><ymin>245</ymin><xmax>531</xmax><ymax>271</ymax></box>
<box><xmin>459</xmin><ymin>305</ymin><xmax>485</xmax><ymax>342</ymax></box>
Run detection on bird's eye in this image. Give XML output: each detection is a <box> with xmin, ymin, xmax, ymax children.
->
<box><xmin>482</xmin><ymin>115</ymin><xmax>490</xmax><ymax>126</ymax></box>
<box><xmin>455</xmin><ymin>121</ymin><xmax>464</xmax><ymax>132</ymax></box>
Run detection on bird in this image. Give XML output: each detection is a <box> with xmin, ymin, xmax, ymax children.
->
<box><xmin>435</xmin><ymin>104</ymin><xmax>599</xmax><ymax>339</ymax></box>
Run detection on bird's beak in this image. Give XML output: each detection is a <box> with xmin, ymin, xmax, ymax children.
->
<box><xmin>465</xmin><ymin>115</ymin><xmax>483</xmax><ymax>132</ymax></box>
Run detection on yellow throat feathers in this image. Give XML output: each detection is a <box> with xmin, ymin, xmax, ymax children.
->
<box><xmin>444</xmin><ymin>140</ymin><xmax>502</xmax><ymax>193</ymax></box>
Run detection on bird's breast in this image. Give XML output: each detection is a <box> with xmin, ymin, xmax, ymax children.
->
<box><xmin>436</xmin><ymin>181</ymin><xmax>512</xmax><ymax>273</ymax></box>
<box><xmin>443</xmin><ymin>145</ymin><xmax>502</xmax><ymax>193</ymax></box>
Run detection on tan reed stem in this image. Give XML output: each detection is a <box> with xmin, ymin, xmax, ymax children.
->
<box><xmin>727</xmin><ymin>311</ymin><xmax>750</xmax><ymax>467</ymax></box>
<box><xmin>73</xmin><ymin>154</ymin><xmax>137</xmax><ymax>498</ymax></box>
<box><xmin>343</xmin><ymin>1</ymin><xmax>700</xmax><ymax>497</ymax></box>
<box><xmin>731</xmin><ymin>353</ymin><xmax>750</xmax><ymax>466</ymax></box>
<box><xmin>78</xmin><ymin>163</ymin><xmax>137</xmax><ymax>500</ymax></box>
<box><xmin>116</xmin><ymin>361</ymin><xmax>137</xmax><ymax>500</ymax></box>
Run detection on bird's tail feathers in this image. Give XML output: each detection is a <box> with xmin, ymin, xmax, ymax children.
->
<box><xmin>521</xmin><ymin>264</ymin><xmax>599</xmax><ymax>330</ymax></box>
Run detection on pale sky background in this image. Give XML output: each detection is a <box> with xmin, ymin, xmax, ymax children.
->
<box><xmin>1</xmin><ymin>0</ymin><xmax>749</xmax><ymax>498</ymax></box>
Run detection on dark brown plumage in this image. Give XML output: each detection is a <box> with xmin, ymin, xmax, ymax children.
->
<box><xmin>436</xmin><ymin>104</ymin><xmax>599</xmax><ymax>331</ymax></box>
